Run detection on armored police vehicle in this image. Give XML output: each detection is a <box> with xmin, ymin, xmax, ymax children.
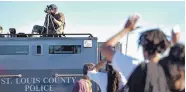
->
<box><xmin>0</xmin><ymin>33</ymin><xmax>122</xmax><ymax>92</ymax></box>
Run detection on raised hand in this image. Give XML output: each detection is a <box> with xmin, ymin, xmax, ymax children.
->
<box><xmin>124</xmin><ymin>14</ymin><xmax>140</xmax><ymax>31</ymax></box>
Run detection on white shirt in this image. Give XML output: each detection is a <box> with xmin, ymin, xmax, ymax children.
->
<box><xmin>87</xmin><ymin>69</ymin><xmax>127</xmax><ymax>92</ymax></box>
<box><xmin>112</xmin><ymin>51</ymin><xmax>142</xmax><ymax>79</ymax></box>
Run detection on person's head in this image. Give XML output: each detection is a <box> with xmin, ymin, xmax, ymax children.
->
<box><xmin>138</xmin><ymin>28</ymin><xmax>170</xmax><ymax>63</ymax></box>
<box><xmin>107</xmin><ymin>63</ymin><xmax>120</xmax><ymax>92</ymax></box>
<box><xmin>171</xmin><ymin>25</ymin><xmax>181</xmax><ymax>45</ymax></box>
<box><xmin>159</xmin><ymin>43</ymin><xmax>185</xmax><ymax>91</ymax></box>
<box><xmin>0</xmin><ymin>26</ymin><xmax>3</xmax><ymax>34</ymax></box>
<box><xmin>49</xmin><ymin>4</ymin><xmax>58</xmax><ymax>14</ymax></box>
<box><xmin>83</xmin><ymin>63</ymin><xmax>95</xmax><ymax>76</ymax></box>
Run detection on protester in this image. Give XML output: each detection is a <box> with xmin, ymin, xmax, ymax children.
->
<box><xmin>159</xmin><ymin>43</ymin><xmax>185</xmax><ymax>92</ymax></box>
<box><xmin>121</xmin><ymin>61</ymin><xmax>170</xmax><ymax>92</ymax></box>
<box><xmin>72</xmin><ymin>63</ymin><xmax>94</xmax><ymax>92</ymax></box>
<box><xmin>87</xmin><ymin>59</ymin><xmax>127</xmax><ymax>92</ymax></box>
<box><xmin>171</xmin><ymin>25</ymin><xmax>181</xmax><ymax>45</ymax></box>
<box><xmin>100</xmin><ymin>14</ymin><xmax>170</xmax><ymax>79</ymax></box>
<box><xmin>161</xmin><ymin>24</ymin><xmax>181</xmax><ymax>58</ymax></box>
<box><xmin>121</xmin><ymin>43</ymin><xmax>185</xmax><ymax>92</ymax></box>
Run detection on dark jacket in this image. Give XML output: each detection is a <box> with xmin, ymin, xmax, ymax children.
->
<box><xmin>121</xmin><ymin>62</ymin><xmax>170</xmax><ymax>92</ymax></box>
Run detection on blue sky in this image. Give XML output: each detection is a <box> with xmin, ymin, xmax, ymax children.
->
<box><xmin>0</xmin><ymin>1</ymin><xmax>185</xmax><ymax>31</ymax></box>
<box><xmin>0</xmin><ymin>1</ymin><xmax>185</xmax><ymax>60</ymax></box>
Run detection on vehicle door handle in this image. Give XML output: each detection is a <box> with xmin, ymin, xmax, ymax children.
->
<box><xmin>0</xmin><ymin>74</ymin><xmax>22</xmax><ymax>78</ymax></box>
<box><xmin>55</xmin><ymin>74</ymin><xmax>83</xmax><ymax>77</ymax></box>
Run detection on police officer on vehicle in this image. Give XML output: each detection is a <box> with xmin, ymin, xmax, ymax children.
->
<box><xmin>32</xmin><ymin>4</ymin><xmax>65</xmax><ymax>36</ymax></box>
<box><xmin>0</xmin><ymin>26</ymin><xmax>4</xmax><ymax>37</ymax></box>
<box><xmin>0</xmin><ymin>26</ymin><xmax>3</xmax><ymax>34</ymax></box>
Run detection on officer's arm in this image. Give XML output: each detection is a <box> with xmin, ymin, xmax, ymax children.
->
<box><xmin>53</xmin><ymin>13</ymin><xmax>65</xmax><ymax>26</ymax></box>
<box><xmin>53</xmin><ymin>18</ymin><xmax>62</xmax><ymax>26</ymax></box>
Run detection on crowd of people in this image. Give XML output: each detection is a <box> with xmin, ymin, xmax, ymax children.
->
<box><xmin>72</xmin><ymin>15</ymin><xmax>185</xmax><ymax>92</ymax></box>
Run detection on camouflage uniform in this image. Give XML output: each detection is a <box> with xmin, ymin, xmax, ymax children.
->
<box><xmin>32</xmin><ymin>12</ymin><xmax>65</xmax><ymax>34</ymax></box>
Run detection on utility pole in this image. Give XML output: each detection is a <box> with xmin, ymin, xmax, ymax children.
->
<box><xmin>125</xmin><ymin>33</ymin><xmax>129</xmax><ymax>55</ymax></box>
<box><xmin>125</xmin><ymin>32</ymin><xmax>135</xmax><ymax>55</ymax></box>
<box><xmin>125</xmin><ymin>27</ymin><xmax>141</xmax><ymax>55</ymax></box>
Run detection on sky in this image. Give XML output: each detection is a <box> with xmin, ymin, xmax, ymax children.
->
<box><xmin>0</xmin><ymin>1</ymin><xmax>185</xmax><ymax>60</ymax></box>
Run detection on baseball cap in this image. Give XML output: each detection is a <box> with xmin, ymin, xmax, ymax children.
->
<box><xmin>49</xmin><ymin>4</ymin><xmax>58</xmax><ymax>9</ymax></box>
